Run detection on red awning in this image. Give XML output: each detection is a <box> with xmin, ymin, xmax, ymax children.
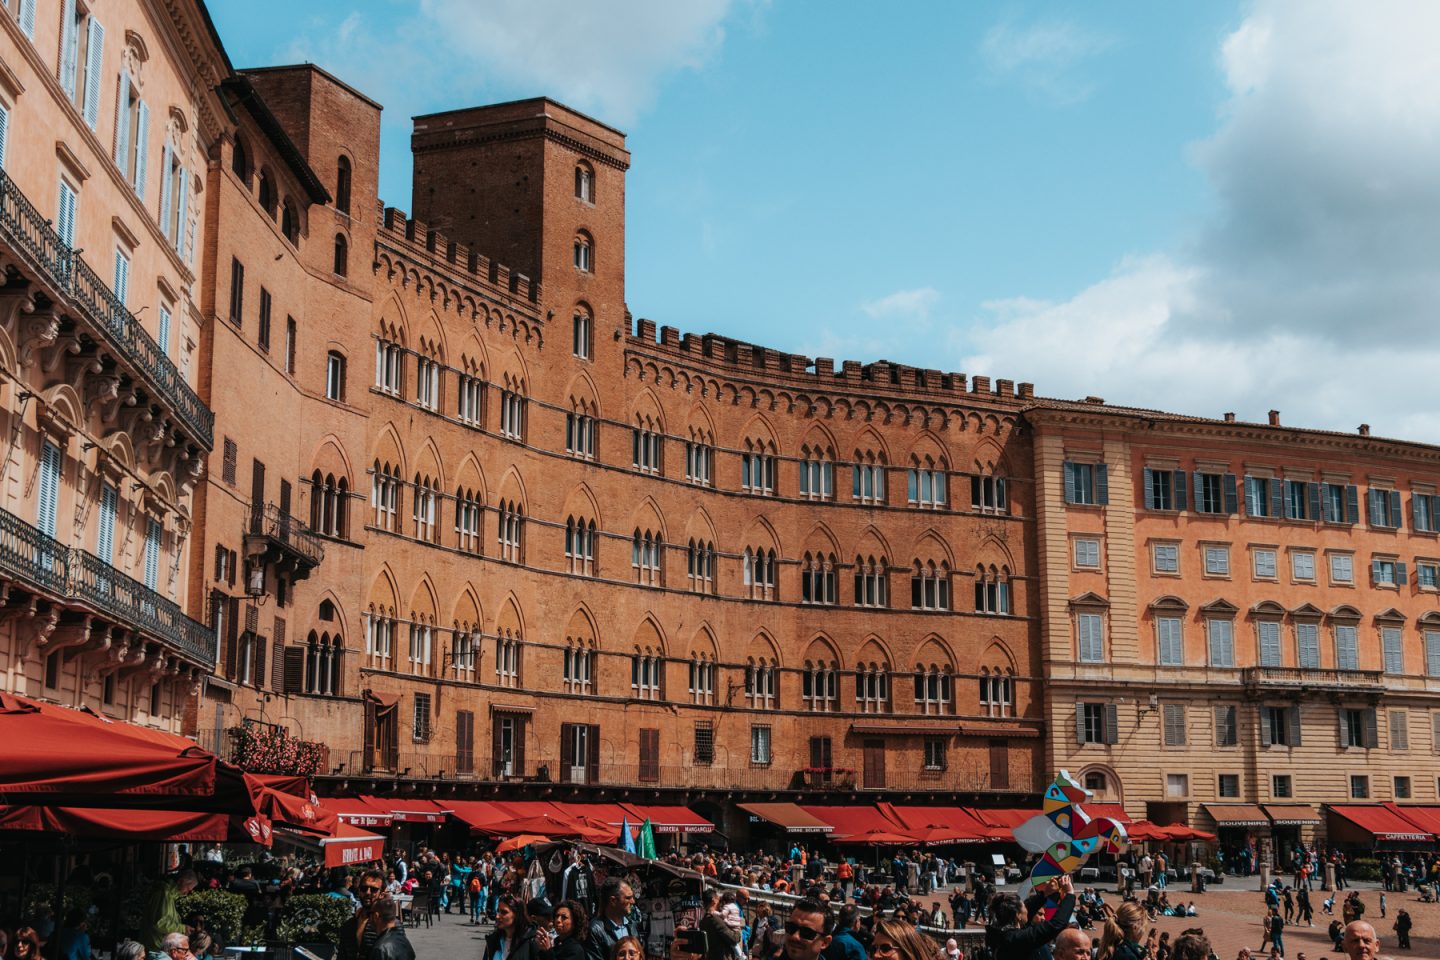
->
<box><xmin>324</xmin><ymin>797</ymin><xmax>394</xmax><ymax>828</ymax></box>
<box><xmin>967</xmin><ymin>807</ymin><xmax>1036</xmax><ymax>839</ymax></box>
<box><xmin>0</xmin><ymin>805</ymin><xmax>273</xmax><ymax>845</ymax></box>
<box><xmin>446</xmin><ymin>800</ymin><xmax>512</xmax><ymax>830</ymax></box>
<box><xmin>620</xmin><ymin>803</ymin><xmax>713</xmax><ymax>834</ymax></box>
<box><xmin>1085</xmin><ymin>803</ymin><xmax>1132</xmax><ymax>824</ymax></box>
<box><xmin>552</xmin><ymin>802</ymin><xmax>636</xmax><ymax>829</ymax></box>
<box><xmin>1202</xmin><ymin>804</ymin><xmax>1270</xmax><ymax>828</ymax></box>
<box><xmin>321</xmin><ymin>822</ymin><xmax>385</xmax><ymax>868</ymax></box>
<box><xmin>885</xmin><ymin>805</ymin><xmax>991</xmax><ymax>843</ymax></box>
<box><xmin>738</xmin><ymin>803</ymin><xmax>834</xmax><ymax>834</ymax></box>
<box><xmin>0</xmin><ymin>693</ymin><xmax>218</xmax><ymax>805</ymax></box>
<box><xmin>1329</xmin><ymin>804</ymin><xmax>1435</xmax><ymax>842</ymax></box>
<box><xmin>257</xmin><ymin>785</ymin><xmax>338</xmax><ymax>836</ymax></box>
<box><xmin>360</xmin><ymin>796</ymin><xmax>452</xmax><ymax>823</ymax></box>
<box><xmin>801</xmin><ymin>805</ymin><xmax>914</xmax><ymax>841</ymax></box>
<box><xmin>1389</xmin><ymin>805</ymin><xmax>1440</xmax><ymax>836</ymax></box>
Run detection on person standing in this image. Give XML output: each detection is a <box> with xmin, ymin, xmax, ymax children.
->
<box><xmin>142</xmin><ymin>870</ymin><xmax>198</xmax><ymax>954</ymax></box>
<box><xmin>1393</xmin><ymin>909</ymin><xmax>1412</xmax><ymax>950</ymax></box>
<box><xmin>821</xmin><ymin>906</ymin><xmax>866</xmax><ymax>960</ymax></box>
<box><xmin>585</xmin><ymin>879</ymin><xmax>636</xmax><ymax>960</ymax></box>
<box><xmin>700</xmin><ymin>889</ymin><xmax>742</xmax><ymax>960</ymax></box>
<box><xmin>984</xmin><ymin>875</ymin><xmax>1075</xmax><ymax>960</ymax></box>
<box><xmin>366</xmin><ymin>898</ymin><xmax>415</xmax><ymax>960</ymax></box>
<box><xmin>339</xmin><ymin>869</ymin><xmax>386</xmax><ymax>960</ymax></box>
<box><xmin>1096</xmin><ymin>902</ymin><xmax>1147</xmax><ymax>960</ymax></box>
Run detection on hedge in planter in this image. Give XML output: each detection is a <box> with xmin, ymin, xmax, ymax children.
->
<box><xmin>276</xmin><ymin>895</ymin><xmax>355</xmax><ymax>945</ymax></box>
<box><xmin>176</xmin><ymin>891</ymin><xmax>257</xmax><ymax>947</ymax></box>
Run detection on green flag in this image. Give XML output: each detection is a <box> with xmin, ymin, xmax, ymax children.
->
<box><xmin>639</xmin><ymin>819</ymin><xmax>658</xmax><ymax>859</ymax></box>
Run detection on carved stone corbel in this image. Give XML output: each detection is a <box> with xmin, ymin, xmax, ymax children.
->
<box><xmin>143</xmin><ymin>416</ymin><xmax>174</xmax><ymax>463</ymax></box>
<box><xmin>0</xmin><ymin>285</ymin><xmax>37</xmax><ymax>331</ymax></box>
<box><xmin>84</xmin><ymin>372</ymin><xmax>123</xmax><ymax>422</ymax></box>
<box><xmin>187</xmin><ymin>665</ymin><xmax>205</xmax><ymax>697</ymax></box>
<box><xmin>41</xmin><ymin>330</ymin><xmax>86</xmax><ymax>374</ymax></box>
<box><xmin>24</xmin><ymin>605</ymin><xmax>61</xmax><ymax>650</ymax></box>
<box><xmin>39</xmin><ymin>613</ymin><xmax>93</xmax><ymax>655</ymax></box>
<box><xmin>18</xmin><ymin>307</ymin><xmax>62</xmax><ymax>368</ymax></box>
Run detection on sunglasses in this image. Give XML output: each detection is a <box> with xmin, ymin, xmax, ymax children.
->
<box><xmin>784</xmin><ymin>922</ymin><xmax>822</xmax><ymax>942</ymax></box>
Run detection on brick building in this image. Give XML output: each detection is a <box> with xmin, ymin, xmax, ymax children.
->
<box><xmin>7</xmin><ymin>0</ymin><xmax>1440</xmax><ymax>851</ymax></box>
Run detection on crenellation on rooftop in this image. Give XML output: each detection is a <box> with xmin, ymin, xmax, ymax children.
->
<box><xmin>623</xmin><ymin>318</ymin><xmax>1031</xmax><ymax>407</ymax></box>
<box><xmin>376</xmin><ymin>204</ymin><xmax>542</xmax><ymax>305</ymax></box>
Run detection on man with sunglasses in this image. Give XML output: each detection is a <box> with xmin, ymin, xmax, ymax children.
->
<box><xmin>340</xmin><ymin>869</ymin><xmax>389</xmax><ymax>960</ymax></box>
<box><xmin>784</xmin><ymin>899</ymin><xmax>834</xmax><ymax>960</ymax></box>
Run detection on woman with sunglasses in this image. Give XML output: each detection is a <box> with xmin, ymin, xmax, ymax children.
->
<box><xmin>10</xmin><ymin>929</ymin><xmax>41</xmax><ymax>960</ymax></box>
<box><xmin>984</xmin><ymin>874</ymin><xmax>1076</xmax><ymax>960</ymax></box>
<box><xmin>870</xmin><ymin>918</ymin><xmax>943</xmax><ymax>960</ymax></box>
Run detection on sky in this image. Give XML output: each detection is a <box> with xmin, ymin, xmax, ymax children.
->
<box><xmin>209</xmin><ymin>1</ymin><xmax>1440</xmax><ymax>443</ymax></box>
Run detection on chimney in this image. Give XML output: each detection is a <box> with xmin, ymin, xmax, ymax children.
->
<box><xmin>1359</xmin><ymin>424</ymin><xmax>1371</xmax><ymax>437</ymax></box>
<box><xmin>1268</xmin><ymin>410</ymin><xmax>1281</xmax><ymax>426</ymax></box>
<box><xmin>1223</xmin><ymin>412</ymin><xmax>1236</xmax><ymax>423</ymax></box>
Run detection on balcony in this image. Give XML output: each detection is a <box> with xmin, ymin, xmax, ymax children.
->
<box><xmin>1241</xmin><ymin>665</ymin><xmax>1385</xmax><ymax>694</ymax></box>
<box><xmin>0</xmin><ymin>169</ymin><xmax>213</xmax><ymax>451</ymax></box>
<box><xmin>0</xmin><ymin>505</ymin><xmax>215</xmax><ymax>669</ymax></box>
<box><xmin>244</xmin><ymin>502</ymin><xmax>324</xmax><ymax>582</ymax></box>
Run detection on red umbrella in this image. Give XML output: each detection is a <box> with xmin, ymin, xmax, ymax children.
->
<box><xmin>835</xmin><ymin>829</ymin><xmax>917</xmax><ymax>845</ymax></box>
<box><xmin>256</xmin><ymin>784</ymin><xmax>338</xmax><ymax>836</ymax></box>
<box><xmin>0</xmin><ymin>692</ymin><xmax>217</xmax><ymax>803</ymax></box>
<box><xmin>496</xmin><ymin>833</ymin><xmax>551</xmax><ymax>853</ymax></box>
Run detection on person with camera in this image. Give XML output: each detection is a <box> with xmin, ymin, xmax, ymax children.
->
<box><xmin>984</xmin><ymin>874</ymin><xmax>1075</xmax><ymax>960</ymax></box>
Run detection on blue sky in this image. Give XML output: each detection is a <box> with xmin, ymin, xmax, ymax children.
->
<box><xmin>210</xmin><ymin>1</ymin><xmax>1440</xmax><ymax>442</ymax></box>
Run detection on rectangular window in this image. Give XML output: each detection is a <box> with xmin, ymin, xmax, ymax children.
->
<box><xmin>741</xmin><ymin>453</ymin><xmax>775</xmax><ymax>495</ymax></box>
<box><xmin>56</xmin><ymin>178</ymin><xmax>78</xmax><ymax>247</ymax></box>
<box><xmin>112</xmin><ymin>248</ymin><xmax>130</xmax><ymax>307</ymax></box>
<box><xmin>1262</xmin><ymin>705</ymin><xmax>1301</xmax><ymax>747</ymax></box>
<box><xmin>1367</xmin><ymin>488</ymin><xmax>1403</xmax><ymax>529</ymax></box>
<box><xmin>36</xmin><ymin>441</ymin><xmax>62</xmax><ymax>537</ymax></box>
<box><xmin>1296</xmin><ymin>621</ymin><xmax>1321</xmax><ymax>669</ymax></box>
<box><xmin>284</xmin><ymin>317</ymin><xmax>296</xmax><ymax>374</ymax></box>
<box><xmin>1390</xmin><ymin>710</ymin><xmax>1409</xmax><ymax>750</ymax></box>
<box><xmin>1322</xmin><ymin>482</ymin><xmax>1360</xmax><ymax>524</ymax></box>
<box><xmin>1371</xmin><ymin>557</ymin><xmax>1406</xmax><ymax>587</ymax></box>
<box><xmin>1330</xmin><ymin>553</ymin><xmax>1354</xmax><ymax>584</ymax></box>
<box><xmin>1253</xmin><ymin>548</ymin><xmax>1277</xmax><ymax>580</ymax></box>
<box><xmin>1166</xmin><ymin>773</ymin><xmax>1189</xmax><ymax>798</ymax></box>
<box><xmin>1417</xmin><ymin>562</ymin><xmax>1440</xmax><ymax>589</ymax></box>
<box><xmin>1162</xmin><ymin>703</ymin><xmax>1186</xmax><ymax>746</ymax></box>
<box><xmin>923</xmin><ymin>737</ymin><xmax>947</xmax><ymax>771</ymax></box>
<box><xmin>1218</xmin><ymin>773</ymin><xmax>1240</xmax><ymax>798</ymax></box>
<box><xmin>1157</xmin><ymin>617</ymin><xmax>1183</xmax><ymax>666</ymax></box>
<box><xmin>693</xmin><ymin>721</ymin><xmax>715</xmax><ymax>766</ymax></box>
<box><xmin>971</xmin><ymin>475</ymin><xmax>1007</xmax><ymax>513</ymax></box>
<box><xmin>228</xmin><ymin>258</ymin><xmax>244</xmax><ymax>326</ymax></box>
<box><xmin>1074</xmin><ymin>538</ymin><xmax>1101</xmax><ymax>569</ymax></box>
<box><xmin>1341</xmin><ymin>707</ymin><xmax>1373</xmax><ymax>749</ymax></box>
<box><xmin>1350</xmin><ymin>775</ymin><xmax>1370</xmax><ymax>800</ymax></box>
<box><xmin>1214</xmin><ymin>706</ymin><xmax>1238</xmax><ymax>747</ymax></box>
<box><xmin>1396</xmin><ymin>776</ymin><xmax>1412</xmax><ymax>800</ymax></box>
<box><xmin>1272</xmin><ymin>774</ymin><xmax>1293</xmax><ymax>799</ymax></box>
<box><xmin>1204</xmin><ymin>545</ymin><xmax>1230</xmax><ymax>576</ymax></box>
<box><xmin>143</xmin><ymin>518</ymin><xmax>161</xmax><ymax>590</ymax></box>
<box><xmin>1193</xmin><ymin>471</ymin><xmax>1238</xmax><ymax>515</ymax></box>
<box><xmin>1208</xmin><ymin>619</ymin><xmax>1235</xmax><ymax>668</ymax></box>
<box><xmin>1153</xmin><ymin>543</ymin><xmax>1179</xmax><ymax>574</ymax></box>
<box><xmin>1077</xmin><ymin>702</ymin><xmax>1116</xmax><ymax>745</ymax></box>
<box><xmin>412</xmin><ymin>693</ymin><xmax>431</xmax><ymax>742</ymax></box>
<box><xmin>113</xmin><ymin>73</ymin><xmax>148</xmax><ymax>197</ymax></box>
<box><xmin>326</xmin><ymin>353</ymin><xmax>346</xmax><ymax>401</ymax></box>
<box><xmin>907</xmin><ymin>468</ymin><xmax>946</xmax><ymax>507</ymax></box>
<box><xmin>1426</xmin><ymin>631</ymin><xmax>1440</xmax><ymax>678</ymax></box>
<box><xmin>1077</xmin><ymin>613</ymin><xmax>1105</xmax><ymax>663</ymax></box>
<box><xmin>257</xmin><ymin>287</ymin><xmax>271</xmax><ymax>352</ymax></box>
<box><xmin>1142</xmin><ymin>468</ymin><xmax>1186</xmax><ymax>511</ymax></box>
<box><xmin>1244</xmin><ymin>475</ymin><xmax>1282</xmax><ymax>518</ymax></box>
<box><xmin>0</xmin><ymin>104</ymin><xmax>7</xmax><ymax>169</ymax></box>
<box><xmin>1257</xmin><ymin>620</ymin><xmax>1282</xmax><ymax>668</ymax></box>
<box><xmin>1335</xmin><ymin>625</ymin><xmax>1360</xmax><ymax>670</ymax></box>
<box><xmin>1414</xmin><ymin>492</ymin><xmax>1440</xmax><ymax>533</ymax></box>
<box><xmin>1382</xmin><ymin>626</ymin><xmax>1404</xmax><ymax>675</ymax></box>
<box><xmin>157</xmin><ymin>304</ymin><xmax>172</xmax><ymax>356</ymax></box>
<box><xmin>750</xmin><ymin>724</ymin><xmax>771</xmax><ymax>765</ymax></box>
<box><xmin>1063</xmin><ymin>461</ymin><xmax>1108</xmax><ymax>506</ymax></box>
<box><xmin>1291</xmin><ymin>550</ymin><xmax>1315</xmax><ymax>581</ymax></box>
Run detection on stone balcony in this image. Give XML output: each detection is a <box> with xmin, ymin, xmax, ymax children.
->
<box><xmin>1240</xmin><ymin>665</ymin><xmax>1386</xmax><ymax>694</ymax></box>
<box><xmin>0</xmin><ymin>505</ymin><xmax>215</xmax><ymax>677</ymax></box>
<box><xmin>0</xmin><ymin>169</ymin><xmax>213</xmax><ymax>454</ymax></box>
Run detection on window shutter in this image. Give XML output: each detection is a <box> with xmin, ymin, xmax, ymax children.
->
<box><xmin>133</xmin><ymin>100</ymin><xmax>149</xmax><ymax>198</ymax></box>
<box><xmin>1367</xmin><ymin>489</ymin><xmax>1382</xmax><ymax>526</ymax></box>
<box><xmin>1259</xmin><ymin>707</ymin><xmax>1272</xmax><ymax>747</ymax></box>
<box><xmin>1416</xmin><ymin>494</ymin><xmax>1428</xmax><ymax>532</ymax></box>
<box><xmin>159</xmin><ymin>144</ymin><xmax>173</xmax><ymax>237</ymax></box>
<box><xmin>1258</xmin><ymin>621</ymin><xmax>1281</xmax><ymax>668</ymax></box>
<box><xmin>1345</xmin><ymin>485</ymin><xmax>1360</xmax><ymax>523</ymax></box>
<box><xmin>559</xmin><ymin>724</ymin><xmax>575</xmax><ymax>783</ymax></box>
<box><xmin>1192</xmin><ymin>471</ymin><xmax>1205</xmax><ymax>511</ymax></box>
<box><xmin>78</xmin><ymin>19</ymin><xmax>105</xmax><ymax>128</ymax></box>
<box><xmin>1288</xmin><ymin>705</ymin><xmax>1302</xmax><ymax>747</ymax></box>
<box><xmin>1308</xmin><ymin>482</ymin><xmax>1322</xmax><ymax>521</ymax></box>
<box><xmin>362</xmin><ymin>697</ymin><xmax>375</xmax><ymax>770</ymax></box>
<box><xmin>176</xmin><ymin>168</ymin><xmax>190</xmax><ymax>258</ymax></box>
<box><xmin>1075</xmin><ymin>703</ymin><xmax>1087</xmax><ymax>744</ymax></box>
<box><xmin>1269</xmin><ymin>478</ymin><xmax>1284</xmax><ymax>520</ymax></box>
<box><xmin>1398</xmin><ymin>562</ymin><xmax>1408</xmax><ymax>586</ymax></box>
<box><xmin>19</xmin><ymin>0</ymin><xmax>37</xmax><ymax>39</ymax></box>
<box><xmin>1364</xmin><ymin>708</ymin><xmax>1379</xmax><ymax>749</ymax></box>
<box><xmin>1244</xmin><ymin>477</ymin><xmax>1259</xmax><ymax>516</ymax></box>
<box><xmin>1104</xmin><ymin>703</ymin><xmax>1119</xmax><ymax>744</ymax></box>
<box><xmin>253</xmin><ymin>634</ymin><xmax>267</xmax><ymax>688</ymax></box>
<box><xmin>1389</xmin><ymin>490</ymin><xmax>1402</xmax><ymax>528</ymax></box>
<box><xmin>1096</xmin><ymin>464</ymin><xmax>1109</xmax><ymax>505</ymax></box>
<box><xmin>1371</xmin><ymin>559</ymin><xmax>1383</xmax><ymax>585</ymax></box>
<box><xmin>491</xmin><ymin>717</ymin><xmax>504</xmax><ymax>777</ymax></box>
<box><xmin>0</xmin><ymin>105</ymin><xmax>8</xmax><ymax>169</ymax></box>
<box><xmin>1220</xmin><ymin>474</ymin><xmax>1236</xmax><ymax>514</ymax></box>
<box><xmin>96</xmin><ymin>484</ymin><xmax>117</xmax><ymax>563</ymax></box>
<box><xmin>224</xmin><ymin>596</ymin><xmax>239</xmax><ymax>679</ymax></box>
<box><xmin>1063</xmin><ymin>463</ymin><xmax>1076</xmax><ymax>504</ymax></box>
<box><xmin>1142</xmin><ymin>468</ymin><xmax>1155</xmax><ymax>510</ymax></box>
<box><xmin>1427</xmin><ymin>632</ymin><xmax>1440</xmax><ymax>678</ymax></box>
<box><xmin>1173</xmin><ymin>470</ymin><xmax>1187</xmax><ymax>511</ymax></box>
<box><xmin>113</xmin><ymin>74</ymin><xmax>130</xmax><ymax>166</ymax></box>
<box><xmin>587</xmin><ymin>724</ymin><xmax>600</xmax><ymax>783</ymax></box>
<box><xmin>59</xmin><ymin>0</ymin><xmax>79</xmax><ymax>95</ymax></box>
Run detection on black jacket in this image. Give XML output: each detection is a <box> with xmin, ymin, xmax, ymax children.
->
<box><xmin>984</xmin><ymin>894</ymin><xmax>1075</xmax><ymax>960</ymax></box>
<box><xmin>551</xmin><ymin>935</ymin><xmax>589</xmax><ymax>960</ymax></box>
<box><xmin>585</xmin><ymin>917</ymin><xmax>631</xmax><ymax>960</ymax></box>
<box><xmin>700</xmin><ymin>912</ymin><xmax>741</xmax><ymax>960</ymax></box>
<box><xmin>485</xmin><ymin>925</ymin><xmax>543</xmax><ymax>960</ymax></box>
<box><xmin>367</xmin><ymin>927</ymin><xmax>415</xmax><ymax>960</ymax></box>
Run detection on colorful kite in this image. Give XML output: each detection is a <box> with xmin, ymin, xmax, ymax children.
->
<box><xmin>1013</xmin><ymin>769</ymin><xmax>1129</xmax><ymax>910</ymax></box>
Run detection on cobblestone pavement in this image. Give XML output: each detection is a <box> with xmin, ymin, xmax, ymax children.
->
<box><xmin>402</xmin><ymin>885</ymin><xmax>1440</xmax><ymax>960</ymax></box>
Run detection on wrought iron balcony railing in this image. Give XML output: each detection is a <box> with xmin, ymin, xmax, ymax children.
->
<box><xmin>0</xmin><ymin>506</ymin><xmax>215</xmax><ymax>668</ymax></box>
<box><xmin>247</xmin><ymin>502</ymin><xmax>324</xmax><ymax>569</ymax></box>
<box><xmin>0</xmin><ymin>169</ymin><xmax>214</xmax><ymax>448</ymax></box>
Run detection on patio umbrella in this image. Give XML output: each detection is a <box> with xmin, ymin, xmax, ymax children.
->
<box><xmin>0</xmin><ymin>804</ymin><xmax>273</xmax><ymax>846</ymax></box>
<box><xmin>255</xmin><ymin>784</ymin><xmax>338</xmax><ymax>836</ymax></box>
<box><xmin>496</xmin><ymin>833</ymin><xmax>551</xmax><ymax>853</ymax></box>
<box><xmin>0</xmin><ymin>692</ymin><xmax>217</xmax><ymax>804</ymax></box>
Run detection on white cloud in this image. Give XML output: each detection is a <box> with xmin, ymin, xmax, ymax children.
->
<box><xmin>861</xmin><ymin>287</ymin><xmax>940</xmax><ymax>323</ymax></box>
<box><xmin>979</xmin><ymin>17</ymin><xmax>1116</xmax><ymax>105</ymax></box>
<box><xmin>417</xmin><ymin>0</ymin><xmax>745</xmax><ymax>126</ymax></box>
<box><xmin>960</xmin><ymin>0</ymin><xmax>1440</xmax><ymax>442</ymax></box>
